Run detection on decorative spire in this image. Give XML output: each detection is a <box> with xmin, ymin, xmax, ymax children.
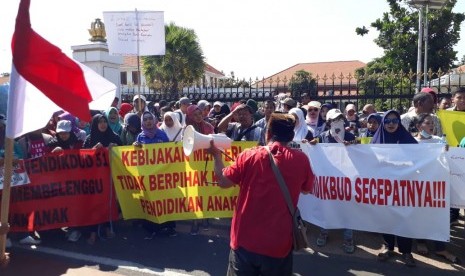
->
<box><xmin>88</xmin><ymin>18</ymin><xmax>106</xmax><ymax>42</ymax></box>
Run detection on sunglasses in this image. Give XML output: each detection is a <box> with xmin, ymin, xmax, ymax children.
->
<box><xmin>308</xmin><ymin>108</ymin><xmax>319</xmax><ymax>112</ymax></box>
<box><xmin>384</xmin><ymin>118</ymin><xmax>399</xmax><ymax>124</ymax></box>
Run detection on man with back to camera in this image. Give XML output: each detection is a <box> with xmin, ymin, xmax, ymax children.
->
<box><xmin>208</xmin><ymin>113</ymin><xmax>314</xmax><ymax>276</ymax></box>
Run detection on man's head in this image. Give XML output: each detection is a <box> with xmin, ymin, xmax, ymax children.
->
<box><xmin>280</xmin><ymin>98</ymin><xmax>297</xmax><ymax>112</ymax></box>
<box><xmin>179</xmin><ymin>97</ymin><xmax>191</xmax><ymax>113</ymax></box>
<box><xmin>362</xmin><ymin>104</ymin><xmax>376</xmax><ymax>115</ymax></box>
<box><xmin>421</xmin><ymin>87</ymin><xmax>438</xmax><ymax>105</ymax></box>
<box><xmin>234</xmin><ymin>104</ymin><xmax>254</xmax><ymax>128</ymax></box>
<box><xmin>266</xmin><ymin>113</ymin><xmax>295</xmax><ymax>143</ymax></box>
<box><xmin>300</xmin><ymin>93</ymin><xmax>311</xmax><ymax>105</ymax></box>
<box><xmin>133</xmin><ymin>95</ymin><xmax>146</xmax><ymax>112</ymax></box>
<box><xmin>413</xmin><ymin>92</ymin><xmax>434</xmax><ymax>113</ymax></box>
<box><xmin>438</xmin><ymin>96</ymin><xmax>452</xmax><ymax>110</ymax></box>
<box><xmin>263</xmin><ymin>100</ymin><xmax>276</xmax><ymax>119</ymax></box>
<box><xmin>452</xmin><ymin>87</ymin><xmax>465</xmax><ymax>111</ymax></box>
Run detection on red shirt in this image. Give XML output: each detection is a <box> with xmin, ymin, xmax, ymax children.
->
<box><xmin>223</xmin><ymin>142</ymin><xmax>314</xmax><ymax>257</ymax></box>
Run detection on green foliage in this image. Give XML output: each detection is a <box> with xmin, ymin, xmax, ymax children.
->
<box><xmin>142</xmin><ymin>22</ymin><xmax>205</xmax><ymax>96</ymax></box>
<box><xmin>357</xmin><ymin>0</ymin><xmax>465</xmax><ymax>73</ymax></box>
<box><xmin>289</xmin><ymin>70</ymin><xmax>316</xmax><ymax>99</ymax></box>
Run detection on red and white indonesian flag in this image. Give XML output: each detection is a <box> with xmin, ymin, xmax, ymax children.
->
<box><xmin>6</xmin><ymin>0</ymin><xmax>116</xmax><ymax>139</ymax></box>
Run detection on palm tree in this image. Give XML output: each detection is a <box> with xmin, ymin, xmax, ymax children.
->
<box><xmin>143</xmin><ymin>22</ymin><xmax>205</xmax><ymax>97</ymax></box>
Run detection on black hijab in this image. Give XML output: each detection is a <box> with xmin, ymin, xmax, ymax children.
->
<box><xmin>371</xmin><ymin>110</ymin><xmax>417</xmax><ymax>144</ymax></box>
<box><xmin>84</xmin><ymin>114</ymin><xmax>122</xmax><ymax>148</ymax></box>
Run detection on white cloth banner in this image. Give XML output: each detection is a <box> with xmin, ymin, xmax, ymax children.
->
<box><xmin>103</xmin><ymin>11</ymin><xmax>165</xmax><ymax>56</ymax></box>
<box><xmin>0</xmin><ymin>160</ymin><xmax>30</xmax><ymax>189</ymax></box>
<box><xmin>447</xmin><ymin>147</ymin><xmax>465</xmax><ymax>208</ymax></box>
<box><xmin>298</xmin><ymin>143</ymin><xmax>450</xmax><ymax>241</ymax></box>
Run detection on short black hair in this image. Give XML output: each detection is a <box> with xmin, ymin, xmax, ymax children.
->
<box><xmin>266</xmin><ymin>113</ymin><xmax>295</xmax><ymax>143</ymax></box>
<box><xmin>452</xmin><ymin>87</ymin><xmax>465</xmax><ymax>97</ymax></box>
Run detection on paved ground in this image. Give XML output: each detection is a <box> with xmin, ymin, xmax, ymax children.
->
<box><xmin>1</xmin><ymin>211</ymin><xmax>464</xmax><ymax>275</ymax></box>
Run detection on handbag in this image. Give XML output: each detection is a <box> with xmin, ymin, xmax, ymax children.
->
<box><xmin>265</xmin><ymin>147</ymin><xmax>309</xmax><ymax>251</ymax></box>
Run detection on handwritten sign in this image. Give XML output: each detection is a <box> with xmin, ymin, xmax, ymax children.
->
<box><xmin>103</xmin><ymin>11</ymin><xmax>165</xmax><ymax>56</ymax></box>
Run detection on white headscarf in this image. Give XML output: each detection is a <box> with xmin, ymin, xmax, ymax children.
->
<box><xmin>289</xmin><ymin>108</ymin><xmax>309</xmax><ymax>141</ymax></box>
<box><xmin>159</xmin><ymin>112</ymin><xmax>183</xmax><ymax>142</ymax></box>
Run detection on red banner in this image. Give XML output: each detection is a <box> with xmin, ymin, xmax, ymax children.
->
<box><xmin>0</xmin><ymin>149</ymin><xmax>119</xmax><ymax>232</ymax></box>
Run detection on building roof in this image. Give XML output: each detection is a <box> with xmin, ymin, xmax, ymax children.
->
<box><xmin>255</xmin><ymin>60</ymin><xmax>366</xmax><ymax>87</ymax></box>
<box><xmin>121</xmin><ymin>56</ymin><xmax>224</xmax><ymax>76</ymax></box>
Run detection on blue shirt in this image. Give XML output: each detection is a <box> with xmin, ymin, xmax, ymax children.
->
<box><xmin>136</xmin><ymin>129</ymin><xmax>169</xmax><ymax>144</ymax></box>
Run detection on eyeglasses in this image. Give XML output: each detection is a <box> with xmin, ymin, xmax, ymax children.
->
<box><xmin>308</xmin><ymin>108</ymin><xmax>319</xmax><ymax>112</ymax></box>
<box><xmin>384</xmin><ymin>118</ymin><xmax>399</xmax><ymax>124</ymax></box>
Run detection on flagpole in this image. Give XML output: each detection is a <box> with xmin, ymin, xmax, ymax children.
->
<box><xmin>0</xmin><ymin>138</ymin><xmax>14</xmax><ymax>257</ymax></box>
<box><xmin>135</xmin><ymin>8</ymin><xmax>142</xmax><ymax>113</ymax></box>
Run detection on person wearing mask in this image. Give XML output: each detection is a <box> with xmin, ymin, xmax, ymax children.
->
<box><xmin>208</xmin><ymin>113</ymin><xmax>314</xmax><ymax>275</ymax></box>
<box><xmin>372</xmin><ymin>110</ymin><xmax>418</xmax><ymax>267</ymax></box>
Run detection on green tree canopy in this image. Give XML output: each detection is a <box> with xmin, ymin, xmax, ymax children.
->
<box><xmin>143</xmin><ymin>22</ymin><xmax>205</xmax><ymax>96</ymax></box>
<box><xmin>289</xmin><ymin>70</ymin><xmax>316</xmax><ymax>99</ymax></box>
<box><xmin>356</xmin><ymin>0</ymin><xmax>465</xmax><ymax>73</ymax></box>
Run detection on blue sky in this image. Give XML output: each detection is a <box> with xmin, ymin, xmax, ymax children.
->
<box><xmin>1</xmin><ymin>0</ymin><xmax>464</xmax><ymax>79</ymax></box>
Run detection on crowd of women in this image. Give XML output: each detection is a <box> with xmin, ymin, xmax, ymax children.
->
<box><xmin>1</xmin><ymin>87</ymin><xmax>464</xmax><ymax>267</ymax></box>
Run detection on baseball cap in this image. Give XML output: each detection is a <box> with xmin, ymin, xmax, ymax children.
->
<box><xmin>56</xmin><ymin>120</ymin><xmax>72</xmax><ymax>133</ymax></box>
<box><xmin>280</xmin><ymin>98</ymin><xmax>297</xmax><ymax>108</ymax></box>
<box><xmin>197</xmin><ymin>100</ymin><xmax>210</xmax><ymax>111</ymax></box>
<box><xmin>133</xmin><ymin>94</ymin><xmax>146</xmax><ymax>102</ymax></box>
<box><xmin>326</xmin><ymin>109</ymin><xmax>343</xmax><ymax>120</ymax></box>
<box><xmin>421</xmin><ymin>87</ymin><xmax>437</xmax><ymax>104</ymax></box>
<box><xmin>307</xmin><ymin>101</ymin><xmax>321</xmax><ymax>109</ymax></box>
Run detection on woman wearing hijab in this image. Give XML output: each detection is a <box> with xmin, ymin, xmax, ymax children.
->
<box><xmin>82</xmin><ymin>114</ymin><xmax>123</xmax><ymax>245</ymax></box>
<box><xmin>133</xmin><ymin>111</ymin><xmax>175</xmax><ymax>238</ymax></box>
<box><xmin>59</xmin><ymin>112</ymin><xmax>87</xmax><ymax>142</ymax></box>
<box><xmin>120</xmin><ymin>113</ymin><xmax>142</xmax><ymax>145</ymax></box>
<box><xmin>48</xmin><ymin>120</ymin><xmax>83</xmax><ymax>152</ymax></box>
<box><xmin>133</xmin><ymin>111</ymin><xmax>169</xmax><ymax>145</ymax></box>
<box><xmin>105</xmin><ymin>107</ymin><xmax>123</xmax><ymax>136</ymax></box>
<box><xmin>359</xmin><ymin>113</ymin><xmax>381</xmax><ymax>138</ymax></box>
<box><xmin>186</xmin><ymin>105</ymin><xmax>215</xmax><ymax>135</ymax></box>
<box><xmin>371</xmin><ymin>110</ymin><xmax>417</xmax><ymax>267</ymax></box>
<box><xmin>159</xmin><ymin>112</ymin><xmax>183</xmax><ymax>142</ymax></box>
<box><xmin>289</xmin><ymin>107</ymin><xmax>313</xmax><ymax>141</ymax></box>
<box><xmin>305</xmin><ymin>101</ymin><xmax>325</xmax><ymax>137</ymax></box>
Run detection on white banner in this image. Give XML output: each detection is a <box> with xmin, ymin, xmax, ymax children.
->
<box><xmin>0</xmin><ymin>160</ymin><xmax>30</xmax><ymax>189</ymax></box>
<box><xmin>103</xmin><ymin>11</ymin><xmax>165</xmax><ymax>56</ymax></box>
<box><xmin>447</xmin><ymin>147</ymin><xmax>465</xmax><ymax>208</ymax></box>
<box><xmin>298</xmin><ymin>143</ymin><xmax>450</xmax><ymax>241</ymax></box>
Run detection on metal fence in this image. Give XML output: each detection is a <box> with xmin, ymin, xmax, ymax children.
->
<box><xmin>121</xmin><ymin>69</ymin><xmax>465</xmax><ymax>112</ymax></box>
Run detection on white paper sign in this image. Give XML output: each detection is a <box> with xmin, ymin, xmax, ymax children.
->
<box><xmin>447</xmin><ymin>147</ymin><xmax>465</xmax><ymax>208</ymax></box>
<box><xmin>103</xmin><ymin>11</ymin><xmax>165</xmax><ymax>56</ymax></box>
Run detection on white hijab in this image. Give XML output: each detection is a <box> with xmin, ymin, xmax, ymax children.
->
<box><xmin>159</xmin><ymin>112</ymin><xmax>183</xmax><ymax>142</ymax></box>
<box><xmin>289</xmin><ymin>108</ymin><xmax>309</xmax><ymax>141</ymax></box>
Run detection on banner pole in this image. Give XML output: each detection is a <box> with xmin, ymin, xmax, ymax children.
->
<box><xmin>0</xmin><ymin>138</ymin><xmax>14</xmax><ymax>257</ymax></box>
<box><xmin>135</xmin><ymin>8</ymin><xmax>142</xmax><ymax>113</ymax></box>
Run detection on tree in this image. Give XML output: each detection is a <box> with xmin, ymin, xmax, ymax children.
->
<box><xmin>289</xmin><ymin>70</ymin><xmax>316</xmax><ymax>99</ymax></box>
<box><xmin>356</xmin><ymin>0</ymin><xmax>465</xmax><ymax>73</ymax></box>
<box><xmin>143</xmin><ymin>22</ymin><xmax>205</xmax><ymax>96</ymax></box>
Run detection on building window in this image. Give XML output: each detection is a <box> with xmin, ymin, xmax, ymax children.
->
<box><xmin>120</xmin><ymin>72</ymin><xmax>127</xmax><ymax>85</ymax></box>
<box><xmin>132</xmin><ymin>71</ymin><xmax>140</xmax><ymax>85</ymax></box>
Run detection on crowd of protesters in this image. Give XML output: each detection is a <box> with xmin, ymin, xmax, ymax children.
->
<box><xmin>1</xmin><ymin>86</ymin><xmax>465</xmax><ymax>270</ymax></box>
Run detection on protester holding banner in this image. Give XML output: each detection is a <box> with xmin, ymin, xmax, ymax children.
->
<box><xmin>120</xmin><ymin>113</ymin><xmax>142</xmax><ymax>146</ymax></box>
<box><xmin>104</xmin><ymin>107</ymin><xmax>123</xmax><ymax>136</ymax></box>
<box><xmin>48</xmin><ymin>120</ymin><xmax>83</xmax><ymax>153</ymax></box>
<box><xmin>312</xmin><ymin>108</ymin><xmax>356</xmax><ymax>253</ymax></box>
<box><xmin>132</xmin><ymin>111</ymin><xmax>177</xmax><ymax>238</ymax></box>
<box><xmin>289</xmin><ymin>107</ymin><xmax>313</xmax><ymax>142</ymax></box>
<box><xmin>208</xmin><ymin>113</ymin><xmax>313</xmax><ymax>276</ymax></box>
<box><xmin>159</xmin><ymin>112</ymin><xmax>183</xmax><ymax>142</ymax></box>
<box><xmin>358</xmin><ymin>113</ymin><xmax>381</xmax><ymax>143</ymax></box>
<box><xmin>412</xmin><ymin>113</ymin><xmax>459</xmax><ymax>263</ymax></box>
<box><xmin>133</xmin><ymin>112</ymin><xmax>169</xmax><ymax>146</ymax></box>
<box><xmin>82</xmin><ymin>113</ymin><xmax>123</xmax><ymax>245</ymax></box>
<box><xmin>371</xmin><ymin>110</ymin><xmax>418</xmax><ymax>267</ymax></box>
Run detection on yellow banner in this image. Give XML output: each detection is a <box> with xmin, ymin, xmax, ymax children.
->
<box><xmin>110</xmin><ymin>141</ymin><xmax>256</xmax><ymax>223</ymax></box>
<box><xmin>437</xmin><ymin>110</ymin><xmax>465</xmax><ymax>147</ymax></box>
